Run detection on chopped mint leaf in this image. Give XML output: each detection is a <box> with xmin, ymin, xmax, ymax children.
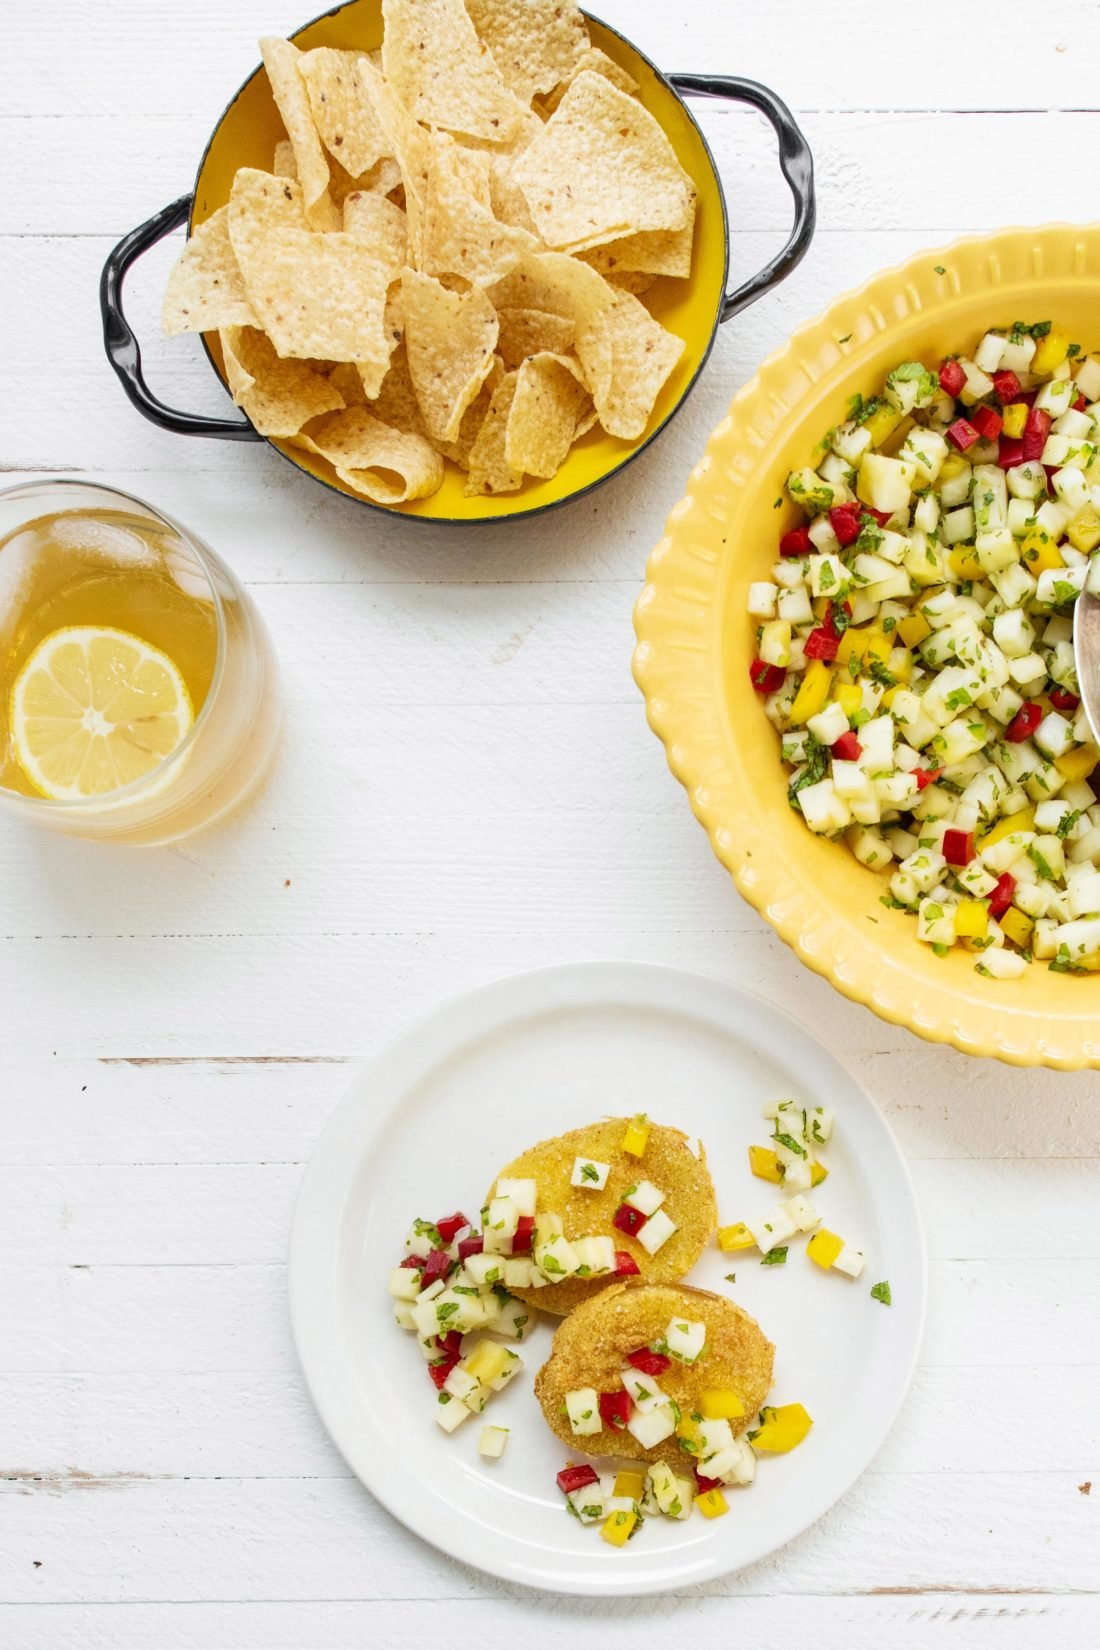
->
<box><xmin>724</xmin><ymin>1271</ymin><xmax>737</xmax><ymax>1283</ymax></box>
<box><xmin>870</xmin><ymin>1280</ymin><xmax>892</xmax><ymax>1305</ymax></box>
<box><xmin>1057</xmin><ymin>809</ymin><xmax>1082</xmax><ymax>840</ymax></box>
<box><xmin>838</xmin><ymin>332</ymin><xmax>852</xmax><ymax>344</ymax></box>
<box><xmin>580</xmin><ymin>1162</ymin><xmax>599</xmax><ymax>1182</ymax></box>
<box><xmin>934</xmin><ymin>265</ymin><xmax>946</xmax><ymax>275</ymax></box>
<box><xmin>773</xmin><ymin>1131</ymin><xmax>807</xmax><ymax>1158</ymax></box>
<box><xmin>760</xmin><ymin>1247</ymin><xmax>788</xmax><ymax>1266</ymax></box>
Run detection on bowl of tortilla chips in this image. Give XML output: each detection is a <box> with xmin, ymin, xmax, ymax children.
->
<box><xmin>101</xmin><ymin>0</ymin><xmax>815</xmax><ymax>521</ymax></box>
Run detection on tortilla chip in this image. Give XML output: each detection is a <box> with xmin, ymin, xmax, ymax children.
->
<box><xmin>592</xmin><ymin>289</ymin><xmax>684</xmax><ymax>441</ymax></box>
<box><xmin>485</xmin><ymin>149</ymin><xmax>540</xmax><ymax>237</ymax></box>
<box><xmin>237</xmin><ymin>227</ymin><xmax>393</xmax><ymax>364</ymax></box>
<box><xmin>442</xmin><ymin>138</ymin><xmax>493</xmax><ymax>212</ymax></box>
<box><xmin>298</xmin><ymin>47</ymin><xmax>390</xmax><ymax>178</ymax></box>
<box><xmin>504</xmin><ymin>351</ymin><xmax>590</xmax><ymax>478</ymax></box>
<box><xmin>488</xmin><ymin>250</ymin><xmax>617</xmax><ymax>404</ymax></box>
<box><xmin>300</xmin><ymin>407</ymin><xmax>444</xmax><ymax>502</ymax></box>
<box><xmin>495</xmin><ymin>306</ymin><xmax>575</xmax><ymax>368</ymax></box>
<box><xmin>272</xmin><ymin>140</ymin><xmax>298</xmax><ymax>180</ymax></box>
<box><xmin>260</xmin><ymin>38</ymin><xmax>333</xmax><ymax>223</ymax></box>
<box><xmin>433</xmin><ymin>355</ymin><xmax>504</xmax><ymax>468</ymax></box>
<box><xmin>219</xmin><ymin>325</ymin><xmax>344</xmax><ymax>435</ymax></box>
<box><xmin>401</xmin><ymin>269</ymin><xmax>499</xmax><ymax>442</ymax></box>
<box><xmin>366</xmin><ymin>342</ymin><xmax>429</xmax><ymax>437</ymax></box>
<box><xmin>343</xmin><ymin>192</ymin><xmax>408</xmax><ymax>276</ymax></box>
<box><xmin>464</xmin><ymin>0</ymin><xmax>588</xmax><ymax>103</ymax></box>
<box><xmin>327</xmin><ymin>362</ymin><xmax>371</xmax><ymax>408</ymax></box>
<box><xmin>228</xmin><ymin>169</ymin><xmax>309</xmax><ymax>299</ymax></box>
<box><xmin>513</xmin><ymin>71</ymin><xmax>694</xmax><ymax>252</ymax></box>
<box><xmin>465</xmin><ymin>371</ymin><xmax>523</xmax><ymax>495</ymax></box>
<box><xmin>416</xmin><ymin>142</ymin><xmax>535</xmax><ymax>284</ymax></box>
<box><xmin>381</xmin><ymin>0</ymin><xmax>527</xmax><ymax>142</ymax></box>
<box><xmin>582</xmin><ymin>208</ymin><xmax>696</xmax><ymax>281</ymax></box>
<box><xmin>606</xmin><ymin>271</ymin><xmax>658</xmax><ymax>297</ymax></box>
<box><xmin>163</xmin><ymin>207</ymin><xmax>257</xmax><ymax>335</ymax></box>
<box><xmin>540</xmin><ymin>45</ymin><xmax>639</xmax><ymax>113</ymax></box>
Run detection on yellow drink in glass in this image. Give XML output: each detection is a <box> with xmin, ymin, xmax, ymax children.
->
<box><xmin>0</xmin><ymin>480</ymin><xmax>280</xmax><ymax>843</ymax></box>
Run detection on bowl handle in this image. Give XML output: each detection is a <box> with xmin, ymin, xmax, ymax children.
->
<box><xmin>99</xmin><ymin>195</ymin><xmax>261</xmax><ymax>441</ymax></box>
<box><xmin>667</xmin><ymin>75</ymin><xmax>815</xmax><ymax>323</ymax></box>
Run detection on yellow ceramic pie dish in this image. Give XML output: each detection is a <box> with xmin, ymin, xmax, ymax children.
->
<box><xmin>634</xmin><ymin>224</ymin><xmax>1100</xmax><ymax>1069</ymax></box>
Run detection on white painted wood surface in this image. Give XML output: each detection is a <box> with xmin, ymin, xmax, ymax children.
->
<box><xmin>3</xmin><ymin>0</ymin><xmax>1099</xmax><ymax>1640</ymax></box>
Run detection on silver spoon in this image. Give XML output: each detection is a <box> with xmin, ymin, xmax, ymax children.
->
<box><xmin>1073</xmin><ymin>586</ymin><xmax>1100</xmax><ymax>746</ymax></box>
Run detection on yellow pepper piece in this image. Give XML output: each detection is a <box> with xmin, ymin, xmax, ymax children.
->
<box><xmin>810</xmin><ymin>1161</ymin><xmax>829</xmax><ymax>1188</ymax></box>
<box><xmin>788</xmin><ymin>660</ymin><xmax>834</xmax><ymax>725</ymax></box>
<box><xmin>694</xmin><ymin>1488</ymin><xmax>730</xmax><ymax>1520</ymax></box>
<box><xmin>748</xmin><ymin>1144</ymin><xmax>783</xmax><ymax>1184</ymax></box>
<box><xmin>600</xmin><ymin>1509</ymin><xmax>637</xmax><ymax>1547</ymax></box>
<box><xmin>978</xmin><ymin>807</ymin><xmax>1036</xmax><ymax>848</ymax></box>
<box><xmin>717</xmin><ymin>1222</ymin><xmax>756</xmax><ymax>1252</ymax></box>
<box><xmin>613</xmin><ymin>1469</ymin><xmax>645</xmax><ymax>1501</ymax></box>
<box><xmin>1032</xmin><ymin>329</ymin><xmax>1071</xmax><ymax>377</ymax></box>
<box><xmin>675</xmin><ymin>1412</ymin><xmax>705</xmax><ymax>1456</ymax></box>
<box><xmin>750</xmin><ymin>1403</ymin><xmax>814</xmax><ymax>1455</ymax></box>
<box><xmin>938</xmin><ymin>452</ymin><xmax>969</xmax><ymax>485</ymax></box>
<box><xmin>897</xmin><ymin>611</ymin><xmax>931</xmax><ymax>649</ymax></box>
<box><xmin>700</xmin><ymin>1389</ymin><xmax>746</xmax><ymax>1421</ymax></box>
<box><xmin>861</xmin><ymin>630</ymin><xmax>891</xmax><ymax>670</ymax></box>
<box><xmin>889</xmin><ymin>648</ymin><xmax>913</xmax><ymax>685</ymax></box>
<box><xmin>622</xmin><ymin>1114</ymin><xmax>650</xmax><ymax>1157</ymax></box>
<box><xmin>954</xmin><ymin>899</ymin><xmax>989</xmax><ymax>941</ymax></box>
<box><xmin>1066</xmin><ymin>507</ymin><xmax>1100</xmax><ymax>554</ymax></box>
<box><xmin>1056</xmin><ymin>746</ymin><xmax>1099</xmax><ymax>783</ymax></box>
<box><xmin>807</xmin><ymin>1228</ymin><xmax>844</xmax><ymax>1270</ymax></box>
<box><xmin>834</xmin><ymin>681</ymin><xmax>862</xmax><ymax>719</ymax></box>
<box><xmin>948</xmin><ymin>547</ymin><xmax>984</xmax><ymax>581</ymax></box>
<box><xmin>860</xmin><ymin>403</ymin><xmax>905</xmax><ymax>449</ymax></box>
<box><xmin>1001</xmin><ymin>401</ymin><xmax>1029</xmax><ymax>439</ymax></box>
<box><xmin>1000</xmin><ymin>906</ymin><xmax>1035</xmax><ymax>950</ymax></box>
<box><xmin>1021</xmin><ymin>529</ymin><xmax>1065</xmax><ymax>575</ymax></box>
<box><xmin>835</xmin><ymin>628</ymin><xmax>865</xmax><ymax>670</ymax></box>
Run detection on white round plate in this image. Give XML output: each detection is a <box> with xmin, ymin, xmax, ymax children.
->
<box><xmin>289</xmin><ymin>962</ymin><xmax>926</xmax><ymax>1596</ymax></box>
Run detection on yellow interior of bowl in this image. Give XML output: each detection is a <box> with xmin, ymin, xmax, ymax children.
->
<box><xmin>636</xmin><ymin>225</ymin><xmax>1100</xmax><ymax>1068</ymax></box>
<box><xmin>191</xmin><ymin>1</ymin><xmax>727</xmax><ymax>519</ymax></box>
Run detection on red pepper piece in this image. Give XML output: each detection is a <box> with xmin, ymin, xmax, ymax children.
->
<box><xmin>992</xmin><ymin>369</ymin><xmax>1022</xmax><ymax>403</ymax></box>
<box><xmin>913</xmin><ymin>766</ymin><xmax>944</xmax><ymax>791</ymax></box>
<box><xmin>749</xmin><ymin>659</ymin><xmax>786</xmax><ymax>695</ymax></box>
<box><xmin>436</xmin><ymin>1331</ymin><xmax>462</xmax><ymax>1355</ymax></box>
<box><xmin>828</xmin><ymin>502</ymin><xmax>862</xmax><ymax>546</ymax></box>
<box><xmin>614</xmin><ymin>1250</ymin><xmax>641</xmax><ymax>1277</ymax></box>
<box><xmin>971</xmin><ymin>404</ymin><xmax>1003</xmax><ymax>442</ymax></box>
<box><xmin>942</xmin><ymin>828</ymin><xmax>976</xmax><ymax>867</ymax></box>
<box><xmin>512</xmin><ymin>1214</ymin><xmax>535</xmax><ymax>1255</ymax></box>
<box><xmin>421</xmin><ymin>1246</ymin><xmax>456</xmax><ymax>1289</ymax></box>
<box><xmin>831</xmin><ymin>730</ymin><xmax>863</xmax><ymax>762</ymax></box>
<box><xmin>435</xmin><ymin>1212</ymin><xmax>469</xmax><ymax>1245</ymax></box>
<box><xmin>428</xmin><ymin>1352</ymin><xmax>461</xmax><ymax>1390</ymax></box>
<box><xmin>613</xmin><ymin>1203</ymin><xmax>646</xmax><ymax>1237</ymax></box>
<box><xmin>939</xmin><ymin>359</ymin><xmax>966</xmax><ymax>397</ymax></box>
<box><xmin>779</xmin><ymin>527</ymin><xmax>812</xmax><ymax>556</ymax></box>
<box><xmin>695</xmin><ymin>1473</ymin><xmax>723</xmax><ymax>1494</ymax></box>
<box><xmin>1022</xmin><ymin>407</ymin><xmax>1052</xmax><ymax>462</ymax></box>
<box><xmin>998</xmin><ymin>436</ymin><xmax>1025</xmax><ymax>470</ymax></box>
<box><xmin>1074</xmin><ymin>393</ymin><xmax>1088</xmax><ymax>412</ymax></box>
<box><xmin>863</xmin><ymin>506</ymin><xmax>894</xmax><ymax>526</ymax></box>
<box><xmin>598</xmin><ymin>1389</ymin><xmax>632</xmax><ymax>1430</ymax></box>
<box><xmin>1006</xmin><ymin>701</ymin><xmax>1043</xmax><ymax>743</ymax></box>
<box><xmin>399</xmin><ymin>1254</ymin><xmax>424</xmax><ymax>1269</ymax></box>
<box><xmin>1049</xmin><ymin>687</ymin><xmax>1080</xmax><ymax>712</ymax></box>
<box><xmin>804</xmin><ymin>626</ymin><xmax>840</xmax><ymax>662</ymax></box>
<box><xmin>946</xmin><ymin>417</ymin><xmax>980</xmax><ymax>451</ymax></box>
<box><xmin>627</xmin><ymin>1347</ymin><xmax>672</xmax><ymax>1376</ymax></box>
<box><xmin>988</xmin><ymin>873</ymin><xmax>1017</xmax><ymax>921</ymax></box>
<box><xmin>557</xmin><ymin>1464</ymin><xmax>600</xmax><ymax>1495</ymax></box>
<box><xmin>457</xmin><ymin>1233</ymin><xmax>484</xmax><ymax>1262</ymax></box>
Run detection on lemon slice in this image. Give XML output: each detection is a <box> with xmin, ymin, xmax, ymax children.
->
<box><xmin>11</xmin><ymin>626</ymin><xmax>194</xmax><ymax>800</ymax></box>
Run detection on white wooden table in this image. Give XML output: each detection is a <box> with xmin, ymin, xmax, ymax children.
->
<box><xmin>3</xmin><ymin>1</ymin><xmax>1099</xmax><ymax>1642</ymax></box>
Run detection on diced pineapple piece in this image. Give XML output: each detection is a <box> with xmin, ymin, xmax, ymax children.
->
<box><xmin>435</xmin><ymin>1393</ymin><xmax>471</xmax><ymax>1433</ymax></box>
<box><xmin>478</xmin><ymin>1425</ymin><xmax>509</xmax><ymax>1459</ymax></box>
<box><xmin>625</xmin><ymin>1403</ymin><xmax>677</xmax><ymax>1449</ymax></box>
<box><xmin>647</xmin><ymin>1462</ymin><xmax>693</xmax><ymax>1519</ymax></box>
<box><xmin>389</xmin><ymin>1265</ymin><xmax>422</xmax><ymax>1302</ymax></box>
<box><xmin>750</xmin><ymin>1403</ymin><xmax>814</xmax><ymax>1454</ymax></box>
<box><xmin>570</xmin><ymin>1156</ymin><xmax>611</xmax><ymax>1191</ymax></box>
<box><xmin>717</xmin><ymin>1222</ymin><xmax>755</xmax><ymax>1252</ymax></box>
<box><xmin>494</xmin><ymin>1177</ymin><xmax>537</xmax><ymax>1217</ymax></box>
<box><xmin>1066</xmin><ymin>507</ymin><xmax>1100</xmax><ymax>554</ymax></box>
<box><xmin>600</xmin><ymin>1509</ymin><xmax>637</xmax><ymax>1546</ymax></box>
<box><xmin>665</xmin><ymin>1317</ymin><xmax>707</xmax><ymax>1363</ymax></box>
<box><xmin>1055</xmin><ymin>746</ymin><xmax>1098</xmax><ymax>783</ymax></box>
<box><xmin>628</xmin><ymin>1180</ymin><xmax>666</xmax><ymax>1217</ymax></box>
<box><xmin>637</xmin><ymin>1209</ymin><xmax>678</xmax><ymax>1255</ymax></box>
<box><xmin>807</xmin><ymin>1228</ymin><xmax>844</xmax><ymax>1270</ymax></box>
<box><xmin>564</xmin><ymin>1387</ymin><xmax>602</xmax><ymax>1436</ymax></box>
<box><xmin>694</xmin><ymin>1487</ymin><xmax>730</xmax><ymax>1519</ymax></box>
<box><xmin>1020</xmin><ymin>530</ymin><xmax>1064</xmax><ymax>576</ymax></box>
<box><xmin>834</xmin><ymin>1243</ymin><xmax>866</xmax><ymax>1279</ymax></box>
<box><xmin>463</xmin><ymin>1340</ymin><xmax>517</xmax><ymax>1388</ymax></box>
<box><xmin>897</xmin><ymin>611</ymin><xmax>931</xmax><ymax>649</ymax></box>
<box><xmin>621</xmin><ymin>1114</ymin><xmax>650</xmax><ymax>1157</ymax></box>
